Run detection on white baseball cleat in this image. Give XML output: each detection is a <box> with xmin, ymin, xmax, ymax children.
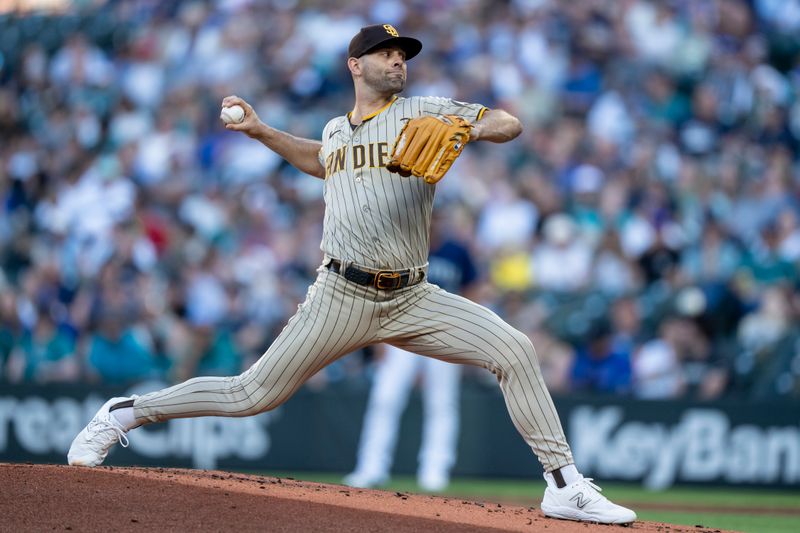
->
<box><xmin>67</xmin><ymin>396</ymin><xmax>134</xmax><ymax>467</ymax></box>
<box><xmin>418</xmin><ymin>470</ymin><xmax>449</xmax><ymax>492</ymax></box>
<box><xmin>540</xmin><ymin>473</ymin><xmax>637</xmax><ymax>525</ymax></box>
<box><xmin>342</xmin><ymin>471</ymin><xmax>388</xmax><ymax>489</ymax></box>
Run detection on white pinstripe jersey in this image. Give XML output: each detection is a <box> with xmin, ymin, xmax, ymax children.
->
<box><xmin>318</xmin><ymin>95</ymin><xmax>486</xmax><ymax>271</ymax></box>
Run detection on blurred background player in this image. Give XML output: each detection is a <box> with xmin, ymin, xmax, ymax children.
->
<box><xmin>344</xmin><ymin>210</ymin><xmax>477</xmax><ymax>492</ymax></box>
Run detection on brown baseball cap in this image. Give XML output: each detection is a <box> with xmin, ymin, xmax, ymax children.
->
<box><xmin>348</xmin><ymin>24</ymin><xmax>422</xmax><ymax>60</ymax></box>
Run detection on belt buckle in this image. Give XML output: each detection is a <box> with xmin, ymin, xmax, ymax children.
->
<box><xmin>375</xmin><ymin>271</ymin><xmax>402</xmax><ymax>290</ymax></box>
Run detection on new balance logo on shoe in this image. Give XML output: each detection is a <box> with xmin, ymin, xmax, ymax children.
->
<box><xmin>541</xmin><ymin>473</ymin><xmax>637</xmax><ymax>525</ymax></box>
<box><xmin>570</xmin><ymin>492</ymin><xmax>591</xmax><ymax>509</ymax></box>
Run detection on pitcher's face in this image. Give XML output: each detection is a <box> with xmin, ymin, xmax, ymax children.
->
<box><xmin>359</xmin><ymin>46</ymin><xmax>407</xmax><ymax>94</ymax></box>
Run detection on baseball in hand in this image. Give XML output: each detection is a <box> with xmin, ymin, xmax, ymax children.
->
<box><xmin>220</xmin><ymin>105</ymin><xmax>245</xmax><ymax>125</ymax></box>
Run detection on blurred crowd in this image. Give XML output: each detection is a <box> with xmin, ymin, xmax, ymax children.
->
<box><xmin>1</xmin><ymin>0</ymin><xmax>799</xmax><ymax>399</ymax></box>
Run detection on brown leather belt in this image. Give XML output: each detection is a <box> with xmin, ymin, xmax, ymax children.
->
<box><xmin>326</xmin><ymin>259</ymin><xmax>425</xmax><ymax>290</ymax></box>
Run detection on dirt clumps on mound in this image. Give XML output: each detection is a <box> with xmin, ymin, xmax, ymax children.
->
<box><xmin>1</xmin><ymin>463</ymin><xmax>714</xmax><ymax>532</ymax></box>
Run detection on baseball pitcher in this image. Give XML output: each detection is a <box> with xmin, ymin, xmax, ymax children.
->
<box><xmin>68</xmin><ymin>24</ymin><xmax>635</xmax><ymax>525</ymax></box>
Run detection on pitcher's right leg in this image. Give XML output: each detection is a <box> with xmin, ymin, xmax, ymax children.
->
<box><xmin>69</xmin><ymin>269</ymin><xmax>382</xmax><ymax>466</ymax></box>
<box><xmin>133</xmin><ymin>269</ymin><xmax>380</xmax><ymax>423</ymax></box>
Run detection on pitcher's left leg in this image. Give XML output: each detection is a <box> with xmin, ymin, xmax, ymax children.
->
<box><xmin>384</xmin><ymin>284</ymin><xmax>636</xmax><ymax>524</ymax></box>
<box><xmin>385</xmin><ymin>284</ymin><xmax>572</xmax><ymax>471</ymax></box>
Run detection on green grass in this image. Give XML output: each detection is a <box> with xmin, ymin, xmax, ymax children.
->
<box><xmin>590</xmin><ymin>484</ymin><xmax>800</xmax><ymax>509</ymax></box>
<box><xmin>634</xmin><ymin>511</ymin><xmax>800</xmax><ymax>533</ymax></box>
<box><xmin>243</xmin><ymin>471</ymin><xmax>800</xmax><ymax>533</ymax></box>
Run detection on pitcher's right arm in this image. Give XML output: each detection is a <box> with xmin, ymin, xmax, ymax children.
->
<box><xmin>222</xmin><ymin>95</ymin><xmax>325</xmax><ymax>179</ymax></box>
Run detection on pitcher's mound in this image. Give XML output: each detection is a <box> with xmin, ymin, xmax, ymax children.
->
<box><xmin>1</xmin><ymin>463</ymin><xmax>711</xmax><ymax>532</ymax></box>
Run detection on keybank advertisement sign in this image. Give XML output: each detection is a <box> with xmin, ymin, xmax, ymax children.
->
<box><xmin>1</xmin><ymin>383</ymin><xmax>798</xmax><ymax>488</ymax></box>
<box><xmin>570</xmin><ymin>406</ymin><xmax>800</xmax><ymax>489</ymax></box>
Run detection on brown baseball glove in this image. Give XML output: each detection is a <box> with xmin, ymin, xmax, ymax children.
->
<box><xmin>386</xmin><ymin>114</ymin><xmax>472</xmax><ymax>184</ymax></box>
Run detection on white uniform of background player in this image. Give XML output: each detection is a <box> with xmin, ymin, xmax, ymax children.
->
<box><xmin>345</xmin><ymin>214</ymin><xmax>477</xmax><ymax>491</ymax></box>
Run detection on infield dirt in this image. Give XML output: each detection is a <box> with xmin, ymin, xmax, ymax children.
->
<box><xmin>1</xmin><ymin>463</ymin><xmax>729</xmax><ymax>532</ymax></box>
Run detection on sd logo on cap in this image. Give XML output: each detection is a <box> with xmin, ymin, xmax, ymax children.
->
<box><xmin>348</xmin><ymin>24</ymin><xmax>422</xmax><ymax>60</ymax></box>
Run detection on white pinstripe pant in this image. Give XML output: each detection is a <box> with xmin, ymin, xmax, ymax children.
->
<box><xmin>133</xmin><ymin>267</ymin><xmax>574</xmax><ymax>471</ymax></box>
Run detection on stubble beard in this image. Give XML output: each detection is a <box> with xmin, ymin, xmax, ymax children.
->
<box><xmin>364</xmin><ymin>68</ymin><xmax>405</xmax><ymax>95</ymax></box>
